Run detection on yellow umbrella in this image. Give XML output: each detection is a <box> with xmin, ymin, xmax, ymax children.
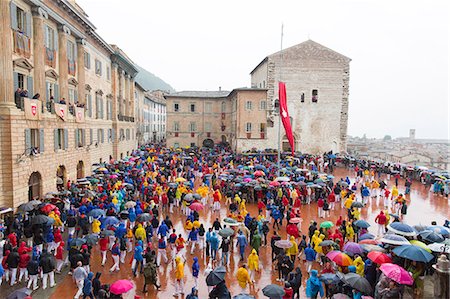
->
<box><xmin>410</xmin><ymin>240</ymin><xmax>432</xmax><ymax>253</ymax></box>
<box><xmin>175</xmin><ymin>177</ymin><xmax>187</xmax><ymax>182</ymax></box>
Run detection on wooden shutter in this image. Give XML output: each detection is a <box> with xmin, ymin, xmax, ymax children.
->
<box><xmin>111</xmin><ymin>128</ymin><xmax>115</xmax><ymax>143</ymax></box>
<box><xmin>54</xmin><ymin>129</ymin><xmax>58</xmax><ymax>151</ymax></box>
<box><xmin>10</xmin><ymin>2</ymin><xmax>18</xmax><ymax>30</ymax></box>
<box><xmin>101</xmin><ymin>129</ymin><xmax>104</xmax><ymax>143</ymax></box>
<box><xmin>39</xmin><ymin>128</ymin><xmax>45</xmax><ymax>152</ymax></box>
<box><xmin>53</xmin><ymin>29</ymin><xmax>58</xmax><ymax>51</ymax></box>
<box><xmin>74</xmin><ymin>129</ymin><xmax>78</xmax><ymax>148</ymax></box>
<box><xmin>90</xmin><ymin>128</ymin><xmax>93</xmax><ymax>145</ymax></box>
<box><xmin>46</xmin><ymin>82</ymin><xmax>50</xmax><ymax>102</ymax></box>
<box><xmin>25</xmin><ymin>129</ymin><xmax>31</xmax><ymax>155</ymax></box>
<box><xmin>27</xmin><ymin>76</ymin><xmax>33</xmax><ymax>96</ymax></box>
<box><xmin>82</xmin><ymin>129</ymin><xmax>86</xmax><ymax>146</ymax></box>
<box><xmin>74</xmin><ymin>90</ymin><xmax>78</xmax><ymax>103</ymax></box>
<box><xmin>64</xmin><ymin>129</ymin><xmax>68</xmax><ymax>149</ymax></box>
<box><xmin>25</xmin><ymin>12</ymin><xmax>32</xmax><ymax>37</ymax></box>
<box><xmin>13</xmin><ymin>72</ymin><xmax>19</xmax><ymax>91</ymax></box>
<box><xmin>88</xmin><ymin>95</ymin><xmax>92</xmax><ymax>117</ymax></box>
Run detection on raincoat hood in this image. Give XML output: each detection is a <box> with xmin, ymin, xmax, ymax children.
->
<box><xmin>290</xmin><ymin>236</ymin><xmax>295</xmax><ymax>241</ymax></box>
<box><xmin>175</xmin><ymin>256</ymin><xmax>181</xmax><ymax>264</ymax></box>
<box><xmin>193</xmin><ymin>257</ymin><xmax>198</xmax><ymax>262</ymax></box>
<box><xmin>251</xmin><ymin>249</ymin><xmax>257</xmax><ymax>255</ymax></box>
<box><xmin>87</xmin><ymin>272</ymin><xmax>94</xmax><ymax>280</ymax></box>
<box><xmin>348</xmin><ymin>265</ymin><xmax>356</xmax><ymax>273</ymax></box>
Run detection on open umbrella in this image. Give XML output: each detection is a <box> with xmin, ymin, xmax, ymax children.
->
<box><xmin>393</xmin><ymin>245</ymin><xmax>434</xmax><ymax>262</ymax></box>
<box><xmin>269</xmin><ymin>181</ymin><xmax>281</xmax><ymax>187</ymax></box>
<box><xmin>359</xmin><ymin>233</ymin><xmax>376</xmax><ymax>241</ymax></box>
<box><xmin>351</xmin><ymin>202</ymin><xmax>364</xmax><ymax>208</ymax></box>
<box><xmin>418</xmin><ymin>230</ymin><xmax>445</xmax><ymax>243</ymax></box>
<box><xmin>426</xmin><ymin>225</ymin><xmax>450</xmax><ymax>237</ymax></box>
<box><xmin>332</xmin><ymin>294</ymin><xmax>351</xmax><ymax>299</ymax></box>
<box><xmin>31</xmin><ymin>215</ymin><xmax>54</xmax><ymax>225</ymax></box>
<box><xmin>124</xmin><ymin>201</ymin><xmax>136</xmax><ymax>209</ymax></box>
<box><xmin>379</xmin><ymin>263</ymin><xmax>414</xmax><ymax>285</ymax></box>
<box><xmin>387</xmin><ymin>222</ymin><xmax>416</xmax><ymax>237</ymax></box>
<box><xmin>233</xmin><ymin>294</ymin><xmax>256</xmax><ymax>299</ymax></box>
<box><xmin>103</xmin><ymin>216</ymin><xmax>119</xmax><ymax>227</ymax></box>
<box><xmin>17</xmin><ymin>202</ymin><xmax>36</xmax><ymax>213</ymax></box>
<box><xmin>275</xmin><ymin>176</ymin><xmax>290</xmax><ymax>182</ymax></box>
<box><xmin>319</xmin><ymin>273</ymin><xmax>339</xmax><ymax>284</ymax></box>
<box><xmin>327</xmin><ymin>251</ymin><xmax>353</xmax><ymax>266</ymax></box>
<box><xmin>320</xmin><ymin>221</ymin><xmax>334</xmax><ymax>229</ymax></box>
<box><xmin>218</xmin><ymin>227</ymin><xmax>234</xmax><ymax>238</ymax></box>
<box><xmin>189</xmin><ymin>202</ymin><xmax>204</xmax><ymax>211</ymax></box>
<box><xmin>40</xmin><ymin>203</ymin><xmax>57</xmax><ymax>214</ymax></box>
<box><xmin>85</xmin><ymin>234</ymin><xmax>100</xmax><ymax>245</ymax></box>
<box><xmin>253</xmin><ymin>170</ymin><xmax>265</xmax><ymax>177</ymax></box>
<box><xmin>6</xmin><ymin>287</ymin><xmax>32</xmax><ymax>299</ymax></box>
<box><xmin>206</xmin><ymin>266</ymin><xmax>226</xmax><ymax>286</ymax></box>
<box><xmin>343</xmin><ymin>273</ymin><xmax>373</xmax><ymax>294</ymax></box>
<box><xmin>380</xmin><ymin>234</ymin><xmax>410</xmax><ymax>246</ymax></box>
<box><xmin>175</xmin><ymin>177</ymin><xmax>187</xmax><ymax>182</ymax></box>
<box><xmin>100</xmin><ymin>230</ymin><xmax>115</xmax><ymax>237</ymax></box>
<box><xmin>184</xmin><ymin>193</ymin><xmax>194</xmax><ymax>201</ymax></box>
<box><xmin>88</xmin><ymin>209</ymin><xmax>105</xmax><ymax>218</ymax></box>
<box><xmin>354</xmin><ymin>220</ymin><xmax>370</xmax><ymax>229</ymax></box>
<box><xmin>275</xmin><ymin>239</ymin><xmax>293</xmax><ymax>249</ymax></box>
<box><xmin>262</xmin><ymin>284</ymin><xmax>285</xmax><ymax>298</ymax></box>
<box><xmin>343</xmin><ymin>242</ymin><xmax>363</xmax><ymax>255</ymax></box>
<box><xmin>409</xmin><ymin>240</ymin><xmax>432</xmax><ymax>253</ymax></box>
<box><xmin>367</xmin><ymin>251</ymin><xmax>392</xmax><ymax>264</ymax></box>
<box><xmin>137</xmin><ymin>213</ymin><xmax>151</xmax><ymax>222</ymax></box>
<box><xmin>427</xmin><ymin>242</ymin><xmax>450</xmax><ymax>253</ymax></box>
<box><xmin>71</xmin><ymin>238</ymin><xmax>86</xmax><ymax>247</ymax></box>
<box><xmin>110</xmin><ymin>279</ymin><xmax>134</xmax><ymax>295</ymax></box>
<box><xmin>319</xmin><ymin>240</ymin><xmax>336</xmax><ymax>247</ymax></box>
<box><xmin>289</xmin><ymin>217</ymin><xmax>302</xmax><ymax>224</ymax></box>
<box><xmin>361</xmin><ymin>244</ymin><xmax>386</xmax><ymax>252</ymax></box>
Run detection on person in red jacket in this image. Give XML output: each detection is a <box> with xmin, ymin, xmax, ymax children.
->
<box><xmin>327</xmin><ymin>192</ymin><xmax>336</xmax><ymax>210</ymax></box>
<box><xmin>54</xmin><ymin>228</ymin><xmax>63</xmax><ymax>249</ymax></box>
<box><xmin>99</xmin><ymin>236</ymin><xmax>109</xmax><ymax>266</ymax></box>
<box><xmin>375</xmin><ymin>211</ymin><xmax>387</xmax><ymax>236</ymax></box>
<box><xmin>317</xmin><ymin>198</ymin><xmax>324</xmax><ymax>218</ymax></box>
<box><xmin>283</xmin><ymin>282</ymin><xmax>294</xmax><ymax>299</ymax></box>
<box><xmin>8</xmin><ymin>232</ymin><xmax>17</xmax><ymax>248</ymax></box>
<box><xmin>18</xmin><ymin>249</ymin><xmax>30</xmax><ymax>282</ymax></box>
<box><xmin>55</xmin><ymin>241</ymin><xmax>65</xmax><ymax>273</ymax></box>
<box><xmin>2</xmin><ymin>250</ymin><xmax>10</xmax><ymax>284</ymax></box>
<box><xmin>286</xmin><ymin>223</ymin><xmax>300</xmax><ymax>240</ymax></box>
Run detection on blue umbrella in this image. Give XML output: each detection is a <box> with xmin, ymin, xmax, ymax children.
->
<box><xmin>387</xmin><ymin>222</ymin><xmax>416</xmax><ymax>237</ymax></box>
<box><xmin>359</xmin><ymin>233</ymin><xmax>375</xmax><ymax>241</ymax></box>
<box><xmin>354</xmin><ymin>220</ymin><xmax>370</xmax><ymax>229</ymax></box>
<box><xmin>393</xmin><ymin>245</ymin><xmax>434</xmax><ymax>262</ymax></box>
<box><xmin>103</xmin><ymin>216</ymin><xmax>119</xmax><ymax>226</ymax></box>
<box><xmin>233</xmin><ymin>295</ymin><xmax>256</xmax><ymax>299</ymax></box>
<box><xmin>319</xmin><ymin>273</ymin><xmax>340</xmax><ymax>284</ymax></box>
<box><xmin>426</xmin><ymin>225</ymin><xmax>450</xmax><ymax>237</ymax></box>
<box><xmin>88</xmin><ymin>209</ymin><xmax>105</xmax><ymax>218</ymax></box>
<box><xmin>418</xmin><ymin>230</ymin><xmax>445</xmax><ymax>243</ymax></box>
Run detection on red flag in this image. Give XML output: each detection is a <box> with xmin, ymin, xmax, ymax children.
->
<box><xmin>278</xmin><ymin>82</ymin><xmax>295</xmax><ymax>154</ymax></box>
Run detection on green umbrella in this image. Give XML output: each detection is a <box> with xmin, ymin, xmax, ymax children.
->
<box><xmin>320</xmin><ymin>221</ymin><xmax>334</xmax><ymax>229</ymax></box>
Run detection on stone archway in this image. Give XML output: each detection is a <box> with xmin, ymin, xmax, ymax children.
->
<box><xmin>56</xmin><ymin>165</ymin><xmax>66</xmax><ymax>190</ymax></box>
<box><xmin>28</xmin><ymin>172</ymin><xmax>42</xmax><ymax>201</ymax></box>
<box><xmin>76</xmin><ymin>160</ymin><xmax>84</xmax><ymax>179</ymax></box>
<box><xmin>202</xmin><ymin>138</ymin><xmax>214</xmax><ymax>148</ymax></box>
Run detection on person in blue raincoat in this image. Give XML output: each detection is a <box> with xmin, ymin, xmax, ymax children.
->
<box><xmin>191</xmin><ymin>256</ymin><xmax>199</xmax><ymax>288</ymax></box>
<box><xmin>115</xmin><ymin>223</ymin><xmax>126</xmax><ymax>239</ymax></box>
<box><xmin>236</xmin><ymin>230</ymin><xmax>248</xmax><ymax>261</ymax></box>
<box><xmin>128</xmin><ymin>208</ymin><xmax>136</xmax><ymax>228</ymax></box>
<box><xmin>209</xmin><ymin>232</ymin><xmax>219</xmax><ymax>260</ymax></box>
<box><xmin>306</xmin><ymin>270</ymin><xmax>324</xmax><ymax>299</ymax></box>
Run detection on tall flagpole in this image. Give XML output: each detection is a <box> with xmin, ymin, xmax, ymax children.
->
<box><xmin>277</xmin><ymin>24</ymin><xmax>284</xmax><ymax>176</ymax></box>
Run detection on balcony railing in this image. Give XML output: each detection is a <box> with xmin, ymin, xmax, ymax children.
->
<box><xmin>117</xmin><ymin>114</ymin><xmax>135</xmax><ymax>122</ymax></box>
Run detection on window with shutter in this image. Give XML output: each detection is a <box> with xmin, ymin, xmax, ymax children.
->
<box><xmin>10</xmin><ymin>2</ymin><xmax>18</xmax><ymax>30</ymax></box>
<box><xmin>27</xmin><ymin>76</ymin><xmax>33</xmax><ymax>96</ymax></box>
<box><xmin>90</xmin><ymin>128</ymin><xmax>93</xmax><ymax>145</ymax></box>
<box><xmin>64</xmin><ymin>129</ymin><xmax>68</xmax><ymax>149</ymax></box>
<box><xmin>74</xmin><ymin>129</ymin><xmax>78</xmax><ymax>148</ymax></box>
<box><xmin>25</xmin><ymin>12</ymin><xmax>32</xmax><ymax>37</ymax></box>
<box><xmin>13</xmin><ymin>72</ymin><xmax>19</xmax><ymax>91</ymax></box>
<box><xmin>54</xmin><ymin>129</ymin><xmax>58</xmax><ymax>151</ymax></box>
<box><xmin>25</xmin><ymin>129</ymin><xmax>31</xmax><ymax>155</ymax></box>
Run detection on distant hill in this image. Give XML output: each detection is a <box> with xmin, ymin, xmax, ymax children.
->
<box><xmin>135</xmin><ymin>65</ymin><xmax>175</xmax><ymax>92</ymax></box>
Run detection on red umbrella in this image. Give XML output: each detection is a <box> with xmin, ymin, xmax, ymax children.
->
<box><xmin>40</xmin><ymin>204</ymin><xmax>57</xmax><ymax>214</ymax></box>
<box><xmin>189</xmin><ymin>202</ymin><xmax>204</xmax><ymax>212</ymax></box>
<box><xmin>368</xmin><ymin>251</ymin><xmax>392</xmax><ymax>264</ymax></box>
<box><xmin>110</xmin><ymin>279</ymin><xmax>134</xmax><ymax>295</ymax></box>
<box><xmin>269</xmin><ymin>181</ymin><xmax>281</xmax><ymax>187</ymax></box>
<box><xmin>254</xmin><ymin>170</ymin><xmax>265</xmax><ymax>177</ymax></box>
<box><xmin>326</xmin><ymin>251</ymin><xmax>353</xmax><ymax>266</ymax></box>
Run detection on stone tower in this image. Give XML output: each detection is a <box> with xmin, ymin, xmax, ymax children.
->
<box><xmin>250</xmin><ymin>40</ymin><xmax>351</xmax><ymax>154</ymax></box>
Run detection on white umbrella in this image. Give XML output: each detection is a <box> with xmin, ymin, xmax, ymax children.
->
<box><xmin>275</xmin><ymin>176</ymin><xmax>290</xmax><ymax>182</ymax></box>
<box><xmin>427</xmin><ymin>242</ymin><xmax>450</xmax><ymax>253</ymax></box>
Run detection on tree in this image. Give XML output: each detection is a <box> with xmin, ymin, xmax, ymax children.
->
<box><xmin>383</xmin><ymin>135</ymin><xmax>392</xmax><ymax>141</ymax></box>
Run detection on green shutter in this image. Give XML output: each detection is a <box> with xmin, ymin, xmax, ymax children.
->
<box><xmin>27</xmin><ymin>76</ymin><xmax>33</xmax><ymax>96</ymax></box>
<box><xmin>10</xmin><ymin>2</ymin><xmax>18</xmax><ymax>30</ymax></box>
<box><xmin>39</xmin><ymin>128</ymin><xmax>45</xmax><ymax>152</ymax></box>
<box><xmin>13</xmin><ymin>72</ymin><xmax>19</xmax><ymax>91</ymax></box>
<box><xmin>64</xmin><ymin>129</ymin><xmax>68</xmax><ymax>149</ymax></box>
<box><xmin>74</xmin><ymin>129</ymin><xmax>78</xmax><ymax>148</ymax></box>
<box><xmin>25</xmin><ymin>129</ymin><xmax>31</xmax><ymax>155</ymax></box>
<box><xmin>25</xmin><ymin>12</ymin><xmax>32</xmax><ymax>37</ymax></box>
<box><xmin>54</xmin><ymin>129</ymin><xmax>58</xmax><ymax>151</ymax></box>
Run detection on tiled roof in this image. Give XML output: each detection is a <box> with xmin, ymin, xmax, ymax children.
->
<box><xmin>164</xmin><ymin>90</ymin><xmax>230</xmax><ymax>98</ymax></box>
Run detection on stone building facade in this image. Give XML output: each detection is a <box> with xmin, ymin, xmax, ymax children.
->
<box><xmin>135</xmin><ymin>86</ymin><xmax>166</xmax><ymax>145</ymax></box>
<box><xmin>250</xmin><ymin>40</ymin><xmax>351</xmax><ymax>154</ymax></box>
<box><xmin>0</xmin><ymin>0</ymin><xmax>142</xmax><ymax>209</ymax></box>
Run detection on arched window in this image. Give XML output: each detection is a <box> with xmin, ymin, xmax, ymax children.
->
<box><xmin>28</xmin><ymin>172</ymin><xmax>42</xmax><ymax>201</ymax></box>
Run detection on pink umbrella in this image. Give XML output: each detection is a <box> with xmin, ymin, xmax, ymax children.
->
<box><xmin>243</xmin><ymin>178</ymin><xmax>252</xmax><ymax>183</ymax></box>
<box><xmin>109</xmin><ymin>174</ymin><xmax>118</xmax><ymax>179</ymax></box>
<box><xmin>269</xmin><ymin>181</ymin><xmax>281</xmax><ymax>187</ymax></box>
<box><xmin>189</xmin><ymin>202</ymin><xmax>204</xmax><ymax>212</ymax></box>
<box><xmin>326</xmin><ymin>250</ymin><xmax>341</xmax><ymax>260</ymax></box>
<box><xmin>254</xmin><ymin>170</ymin><xmax>265</xmax><ymax>177</ymax></box>
<box><xmin>289</xmin><ymin>217</ymin><xmax>302</xmax><ymax>224</ymax></box>
<box><xmin>379</xmin><ymin>263</ymin><xmax>414</xmax><ymax>285</ymax></box>
<box><xmin>110</xmin><ymin>279</ymin><xmax>134</xmax><ymax>295</ymax></box>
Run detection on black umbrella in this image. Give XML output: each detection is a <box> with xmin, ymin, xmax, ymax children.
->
<box><xmin>85</xmin><ymin>234</ymin><xmax>100</xmax><ymax>245</ymax></box>
<box><xmin>6</xmin><ymin>287</ymin><xmax>32</xmax><ymax>299</ymax></box>
<box><xmin>351</xmin><ymin>202</ymin><xmax>364</xmax><ymax>208</ymax></box>
<box><xmin>319</xmin><ymin>240</ymin><xmax>336</xmax><ymax>247</ymax></box>
<box><xmin>343</xmin><ymin>273</ymin><xmax>372</xmax><ymax>294</ymax></box>
<box><xmin>206</xmin><ymin>266</ymin><xmax>226</xmax><ymax>286</ymax></box>
<box><xmin>17</xmin><ymin>202</ymin><xmax>36</xmax><ymax>213</ymax></box>
<box><xmin>262</xmin><ymin>284</ymin><xmax>285</xmax><ymax>298</ymax></box>
<box><xmin>31</xmin><ymin>215</ymin><xmax>54</xmax><ymax>225</ymax></box>
<box><xmin>71</xmin><ymin>238</ymin><xmax>86</xmax><ymax>247</ymax></box>
<box><xmin>101</xmin><ymin>230</ymin><xmax>115</xmax><ymax>237</ymax></box>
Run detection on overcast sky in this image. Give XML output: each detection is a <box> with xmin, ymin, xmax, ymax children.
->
<box><xmin>77</xmin><ymin>0</ymin><xmax>449</xmax><ymax>140</ymax></box>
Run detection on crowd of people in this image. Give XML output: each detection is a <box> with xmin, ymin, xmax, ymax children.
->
<box><xmin>0</xmin><ymin>145</ymin><xmax>449</xmax><ymax>299</ymax></box>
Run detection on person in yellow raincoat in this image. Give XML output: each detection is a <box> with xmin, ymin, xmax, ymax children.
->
<box><xmin>239</xmin><ymin>199</ymin><xmax>246</xmax><ymax>212</ymax></box>
<box><xmin>48</xmin><ymin>211</ymin><xmax>63</xmax><ymax>227</ymax></box>
<box><xmin>353</xmin><ymin>256</ymin><xmax>365</xmax><ymax>276</ymax></box>
<box><xmin>135</xmin><ymin>223</ymin><xmax>146</xmax><ymax>241</ymax></box>
<box><xmin>351</xmin><ymin>208</ymin><xmax>361</xmax><ymax>220</ymax></box>
<box><xmin>248</xmin><ymin>249</ymin><xmax>259</xmax><ymax>282</ymax></box>
<box><xmin>391</xmin><ymin>185</ymin><xmax>399</xmax><ymax>201</ymax></box>
<box><xmin>234</xmin><ymin>194</ymin><xmax>241</xmax><ymax>206</ymax></box>
<box><xmin>346</xmin><ymin>222</ymin><xmax>355</xmax><ymax>242</ymax></box>
<box><xmin>237</xmin><ymin>264</ymin><xmax>252</xmax><ymax>291</ymax></box>
<box><xmin>344</xmin><ymin>196</ymin><xmax>354</xmax><ymax>210</ymax></box>
<box><xmin>174</xmin><ymin>256</ymin><xmax>185</xmax><ymax>296</ymax></box>
<box><xmin>287</xmin><ymin>236</ymin><xmax>299</xmax><ymax>263</ymax></box>
<box><xmin>314</xmin><ymin>234</ymin><xmax>325</xmax><ymax>265</ymax></box>
<box><xmin>92</xmin><ymin>218</ymin><xmax>101</xmax><ymax>234</ymax></box>
<box><xmin>185</xmin><ymin>219</ymin><xmax>193</xmax><ymax>231</ymax></box>
<box><xmin>311</xmin><ymin>230</ymin><xmax>320</xmax><ymax>248</ymax></box>
<box><xmin>371</xmin><ymin>180</ymin><xmax>380</xmax><ymax>197</ymax></box>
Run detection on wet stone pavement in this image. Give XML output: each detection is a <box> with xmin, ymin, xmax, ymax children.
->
<box><xmin>1</xmin><ymin>167</ymin><xmax>448</xmax><ymax>299</ymax></box>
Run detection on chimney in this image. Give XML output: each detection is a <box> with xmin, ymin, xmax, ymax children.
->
<box><xmin>219</xmin><ymin>86</ymin><xmax>221</xmax><ymax>91</ymax></box>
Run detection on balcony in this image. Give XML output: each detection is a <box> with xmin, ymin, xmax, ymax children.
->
<box><xmin>117</xmin><ymin>114</ymin><xmax>135</xmax><ymax>122</ymax></box>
